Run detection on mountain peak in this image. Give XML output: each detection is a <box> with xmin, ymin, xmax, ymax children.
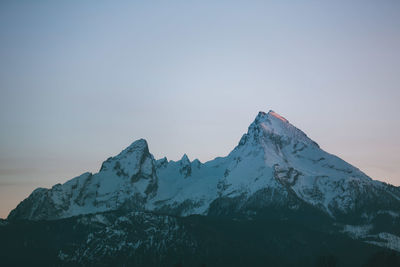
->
<box><xmin>180</xmin><ymin>154</ymin><xmax>190</xmax><ymax>163</ymax></box>
<box><xmin>99</xmin><ymin>138</ymin><xmax>151</xmax><ymax>173</ymax></box>
<box><xmin>238</xmin><ymin>110</ymin><xmax>318</xmax><ymax>149</ymax></box>
<box><xmin>117</xmin><ymin>138</ymin><xmax>150</xmax><ymax>157</ymax></box>
<box><xmin>255</xmin><ymin>110</ymin><xmax>289</xmax><ymax>124</ymax></box>
<box><xmin>126</xmin><ymin>138</ymin><xmax>148</xmax><ymax>150</ymax></box>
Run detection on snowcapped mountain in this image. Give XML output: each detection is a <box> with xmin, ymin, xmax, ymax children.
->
<box><xmin>9</xmin><ymin>110</ymin><xmax>400</xmax><ymax>221</ymax></box>
<box><xmin>5</xmin><ymin>110</ymin><xmax>400</xmax><ymax>263</ymax></box>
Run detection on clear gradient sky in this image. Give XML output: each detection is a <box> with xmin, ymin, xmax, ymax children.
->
<box><xmin>1</xmin><ymin>0</ymin><xmax>399</xmax><ymax>218</ymax></box>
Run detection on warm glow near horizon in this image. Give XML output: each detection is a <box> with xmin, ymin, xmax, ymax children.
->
<box><xmin>0</xmin><ymin>0</ymin><xmax>399</xmax><ymax>219</ymax></box>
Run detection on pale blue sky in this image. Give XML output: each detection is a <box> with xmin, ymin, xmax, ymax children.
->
<box><xmin>1</xmin><ymin>0</ymin><xmax>399</xmax><ymax>218</ymax></box>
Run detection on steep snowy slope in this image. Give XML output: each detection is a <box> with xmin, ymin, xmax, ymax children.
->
<box><xmin>8</xmin><ymin>110</ymin><xmax>400</xmax><ymax>223</ymax></box>
<box><xmin>8</xmin><ymin>139</ymin><xmax>158</xmax><ymax>220</ymax></box>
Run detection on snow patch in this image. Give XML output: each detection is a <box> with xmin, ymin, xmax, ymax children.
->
<box><xmin>367</xmin><ymin>233</ymin><xmax>400</xmax><ymax>252</ymax></box>
<box><xmin>342</xmin><ymin>224</ymin><xmax>373</xmax><ymax>238</ymax></box>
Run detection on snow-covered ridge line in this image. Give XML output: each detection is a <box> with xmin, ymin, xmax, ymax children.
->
<box><xmin>7</xmin><ymin>110</ymin><xmax>400</xmax><ymax>227</ymax></box>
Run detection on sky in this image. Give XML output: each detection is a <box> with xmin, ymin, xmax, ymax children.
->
<box><xmin>0</xmin><ymin>0</ymin><xmax>399</xmax><ymax>218</ymax></box>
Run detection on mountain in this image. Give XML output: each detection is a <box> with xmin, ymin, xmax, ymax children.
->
<box><xmin>3</xmin><ymin>110</ymin><xmax>400</xmax><ymax>266</ymax></box>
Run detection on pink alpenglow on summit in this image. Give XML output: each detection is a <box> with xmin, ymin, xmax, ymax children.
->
<box><xmin>268</xmin><ymin>110</ymin><xmax>289</xmax><ymax>123</ymax></box>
